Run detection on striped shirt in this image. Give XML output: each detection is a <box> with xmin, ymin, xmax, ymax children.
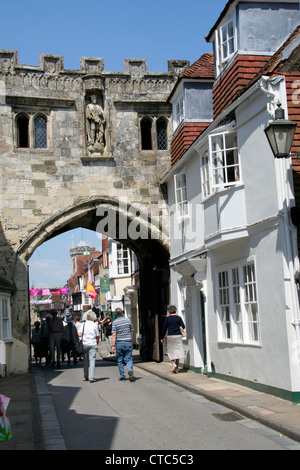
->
<box><xmin>112</xmin><ymin>316</ymin><xmax>133</xmax><ymax>342</ymax></box>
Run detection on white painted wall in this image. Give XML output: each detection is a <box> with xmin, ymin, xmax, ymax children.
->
<box><xmin>166</xmin><ymin>80</ymin><xmax>300</xmax><ymax>394</ymax></box>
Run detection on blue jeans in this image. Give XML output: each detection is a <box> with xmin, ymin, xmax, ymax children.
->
<box><xmin>116</xmin><ymin>342</ymin><xmax>133</xmax><ymax>378</ymax></box>
<box><xmin>83</xmin><ymin>346</ymin><xmax>97</xmax><ymax>381</ymax></box>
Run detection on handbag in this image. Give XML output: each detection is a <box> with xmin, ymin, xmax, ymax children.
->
<box><xmin>76</xmin><ymin>322</ymin><xmax>85</xmax><ymax>354</ymax></box>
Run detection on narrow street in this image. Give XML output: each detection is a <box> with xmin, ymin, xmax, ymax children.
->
<box><xmin>35</xmin><ymin>354</ymin><xmax>290</xmax><ymax>451</ymax></box>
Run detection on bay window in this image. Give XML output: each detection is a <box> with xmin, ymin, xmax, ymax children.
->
<box><xmin>210</xmin><ymin>132</ymin><xmax>239</xmax><ymax>187</ymax></box>
<box><xmin>200</xmin><ymin>130</ymin><xmax>240</xmax><ymax>198</ymax></box>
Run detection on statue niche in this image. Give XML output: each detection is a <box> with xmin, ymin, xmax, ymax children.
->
<box><xmin>85</xmin><ymin>94</ymin><xmax>106</xmax><ymax>154</ymax></box>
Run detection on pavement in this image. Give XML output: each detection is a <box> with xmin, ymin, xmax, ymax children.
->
<box><xmin>1</xmin><ymin>340</ymin><xmax>300</xmax><ymax>450</ymax></box>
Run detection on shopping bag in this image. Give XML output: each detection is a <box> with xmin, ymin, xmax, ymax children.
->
<box><xmin>0</xmin><ymin>394</ymin><xmax>12</xmax><ymax>441</ymax></box>
<box><xmin>76</xmin><ymin>340</ymin><xmax>84</xmax><ymax>355</ymax></box>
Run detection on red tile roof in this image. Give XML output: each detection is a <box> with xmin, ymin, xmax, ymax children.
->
<box><xmin>168</xmin><ymin>53</ymin><xmax>215</xmax><ymax>102</ymax></box>
<box><xmin>178</xmin><ymin>52</ymin><xmax>215</xmax><ymax>79</ymax></box>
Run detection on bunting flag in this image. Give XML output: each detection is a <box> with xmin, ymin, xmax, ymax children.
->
<box><xmin>29</xmin><ymin>288</ymin><xmax>69</xmax><ymax>296</ymax></box>
<box><xmin>85</xmin><ymin>280</ymin><xmax>97</xmax><ymax>299</ymax></box>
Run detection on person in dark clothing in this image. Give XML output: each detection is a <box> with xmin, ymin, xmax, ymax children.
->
<box><xmin>49</xmin><ymin>310</ymin><xmax>64</xmax><ymax>368</ymax></box>
<box><xmin>41</xmin><ymin>314</ymin><xmax>51</xmax><ymax>365</ymax></box>
<box><xmin>63</xmin><ymin>318</ymin><xmax>79</xmax><ymax>364</ymax></box>
<box><xmin>160</xmin><ymin>305</ymin><xmax>185</xmax><ymax>373</ymax></box>
<box><xmin>101</xmin><ymin>315</ymin><xmax>113</xmax><ymax>354</ymax></box>
<box><xmin>31</xmin><ymin>321</ymin><xmax>42</xmax><ymax>363</ymax></box>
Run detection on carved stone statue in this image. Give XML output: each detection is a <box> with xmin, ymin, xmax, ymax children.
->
<box><xmin>85</xmin><ymin>95</ymin><xmax>106</xmax><ymax>153</ymax></box>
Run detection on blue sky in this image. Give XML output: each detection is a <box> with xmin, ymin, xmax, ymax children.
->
<box><xmin>1</xmin><ymin>0</ymin><xmax>228</xmax><ymax>287</ymax></box>
<box><xmin>1</xmin><ymin>0</ymin><xmax>225</xmax><ymax>72</ymax></box>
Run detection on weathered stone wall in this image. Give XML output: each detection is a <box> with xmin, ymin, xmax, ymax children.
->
<box><xmin>0</xmin><ymin>50</ymin><xmax>189</xmax><ymax>372</ymax></box>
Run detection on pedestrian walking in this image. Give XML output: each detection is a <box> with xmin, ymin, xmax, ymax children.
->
<box><xmin>48</xmin><ymin>310</ymin><xmax>64</xmax><ymax>368</ymax></box>
<box><xmin>160</xmin><ymin>305</ymin><xmax>185</xmax><ymax>374</ymax></box>
<box><xmin>41</xmin><ymin>314</ymin><xmax>51</xmax><ymax>365</ymax></box>
<box><xmin>31</xmin><ymin>321</ymin><xmax>42</xmax><ymax>363</ymax></box>
<box><xmin>78</xmin><ymin>309</ymin><xmax>100</xmax><ymax>383</ymax></box>
<box><xmin>74</xmin><ymin>315</ymin><xmax>83</xmax><ymax>361</ymax></box>
<box><xmin>63</xmin><ymin>318</ymin><xmax>79</xmax><ymax>364</ymax></box>
<box><xmin>75</xmin><ymin>315</ymin><xmax>82</xmax><ymax>332</ymax></box>
<box><xmin>111</xmin><ymin>308</ymin><xmax>134</xmax><ymax>381</ymax></box>
<box><xmin>101</xmin><ymin>315</ymin><xmax>113</xmax><ymax>354</ymax></box>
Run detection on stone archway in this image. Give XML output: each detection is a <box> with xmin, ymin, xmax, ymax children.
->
<box><xmin>0</xmin><ymin>50</ymin><xmax>188</xmax><ymax>375</ymax></box>
<box><xmin>9</xmin><ymin>198</ymin><xmax>169</xmax><ymax>373</ymax></box>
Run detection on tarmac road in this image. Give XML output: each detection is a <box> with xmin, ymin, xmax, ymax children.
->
<box><xmin>39</xmin><ymin>356</ymin><xmax>293</xmax><ymax>451</ymax></box>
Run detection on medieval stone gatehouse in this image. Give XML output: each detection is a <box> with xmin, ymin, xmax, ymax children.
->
<box><xmin>0</xmin><ymin>51</ymin><xmax>189</xmax><ymax>374</ymax></box>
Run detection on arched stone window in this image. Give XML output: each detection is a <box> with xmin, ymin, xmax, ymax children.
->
<box><xmin>34</xmin><ymin>115</ymin><xmax>47</xmax><ymax>148</ymax></box>
<box><xmin>156</xmin><ymin>117</ymin><xmax>168</xmax><ymax>150</ymax></box>
<box><xmin>16</xmin><ymin>113</ymin><xmax>48</xmax><ymax>149</ymax></box>
<box><xmin>141</xmin><ymin>117</ymin><xmax>153</xmax><ymax>150</ymax></box>
<box><xmin>17</xmin><ymin>115</ymin><xmax>29</xmax><ymax>148</ymax></box>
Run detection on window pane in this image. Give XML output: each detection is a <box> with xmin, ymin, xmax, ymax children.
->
<box><xmin>157</xmin><ymin>118</ymin><xmax>168</xmax><ymax>150</ymax></box>
<box><xmin>17</xmin><ymin>116</ymin><xmax>29</xmax><ymax>148</ymax></box>
<box><xmin>210</xmin><ymin>133</ymin><xmax>239</xmax><ymax>187</ymax></box>
<box><xmin>34</xmin><ymin>116</ymin><xmax>47</xmax><ymax>148</ymax></box>
<box><xmin>222</xmin><ymin>306</ymin><xmax>231</xmax><ymax>339</ymax></box>
<box><xmin>141</xmin><ymin>118</ymin><xmax>152</xmax><ymax>150</ymax></box>
<box><xmin>221</xmin><ymin>21</ymin><xmax>234</xmax><ymax>61</ymax></box>
<box><xmin>235</xmin><ymin>306</ymin><xmax>243</xmax><ymax>341</ymax></box>
<box><xmin>201</xmin><ymin>149</ymin><xmax>211</xmax><ymax>197</ymax></box>
<box><xmin>219</xmin><ymin>271</ymin><xmax>231</xmax><ymax>339</ymax></box>
<box><xmin>175</xmin><ymin>173</ymin><xmax>188</xmax><ymax>217</ymax></box>
<box><xmin>1</xmin><ymin>297</ymin><xmax>10</xmax><ymax>340</ymax></box>
<box><xmin>244</xmin><ymin>264</ymin><xmax>259</xmax><ymax>342</ymax></box>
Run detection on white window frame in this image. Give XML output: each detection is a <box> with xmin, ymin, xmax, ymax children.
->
<box><xmin>177</xmin><ymin>280</ymin><xmax>187</xmax><ymax>341</ymax></box>
<box><xmin>209</xmin><ymin>131</ymin><xmax>240</xmax><ymax>189</ymax></box>
<box><xmin>217</xmin><ymin>261</ymin><xmax>260</xmax><ymax>345</ymax></box>
<box><xmin>117</xmin><ymin>243</ymin><xmax>130</xmax><ymax>275</ymax></box>
<box><xmin>215</xmin><ymin>15</ymin><xmax>236</xmax><ymax>75</ymax></box>
<box><xmin>174</xmin><ymin>171</ymin><xmax>189</xmax><ymax>220</ymax></box>
<box><xmin>0</xmin><ymin>294</ymin><xmax>12</xmax><ymax>341</ymax></box>
<box><xmin>172</xmin><ymin>90</ymin><xmax>184</xmax><ymax>131</ymax></box>
<box><xmin>200</xmin><ymin>147</ymin><xmax>211</xmax><ymax>198</ymax></box>
<box><xmin>200</xmin><ymin>129</ymin><xmax>241</xmax><ymax>200</ymax></box>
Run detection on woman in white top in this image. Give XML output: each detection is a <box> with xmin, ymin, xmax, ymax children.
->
<box><xmin>78</xmin><ymin>310</ymin><xmax>100</xmax><ymax>383</ymax></box>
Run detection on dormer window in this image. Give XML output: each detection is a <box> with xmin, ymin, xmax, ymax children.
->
<box><xmin>176</xmin><ymin>97</ymin><xmax>184</xmax><ymax>126</ymax></box>
<box><xmin>220</xmin><ymin>20</ymin><xmax>234</xmax><ymax>62</ymax></box>
<box><xmin>173</xmin><ymin>92</ymin><xmax>184</xmax><ymax>131</ymax></box>
<box><xmin>215</xmin><ymin>16</ymin><xmax>237</xmax><ymax>75</ymax></box>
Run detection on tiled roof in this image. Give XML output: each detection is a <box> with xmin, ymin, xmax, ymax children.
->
<box><xmin>178</xmin><ymin>52</ymin><xmax>215</xmax><ymax>79</ymax></box>
<box><xmin>168</xmin><ymin>53</ymin><xmax>215</xmax><ymax>102</ymax></box>
<box><xmin>171</xmin><ymin>122</ymin><xmax>210</xmax><ymax>167</ymax></box>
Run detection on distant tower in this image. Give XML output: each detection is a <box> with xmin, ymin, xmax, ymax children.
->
<box><xmin>70</xmin><ymin>238</ymin><xmax>95</xmax><ymax>275</ymax></box>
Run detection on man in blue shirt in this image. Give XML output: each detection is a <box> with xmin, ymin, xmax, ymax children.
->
<box><xmin>112</xmin><ymin>308</ymin><xmax>134</xmax><ymax>381</ymax></box>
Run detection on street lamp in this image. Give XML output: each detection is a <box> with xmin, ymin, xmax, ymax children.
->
<box><xmin>264</xmin><ymin>103</ymin><xmax>297</xmax><ymax>158</ymax></box>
